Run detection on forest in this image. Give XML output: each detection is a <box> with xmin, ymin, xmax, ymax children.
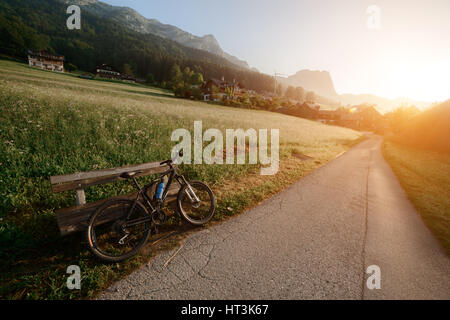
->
<box><xmin>0</xmin><ymin>0</ymin><xmax>274</xmax><ymax>92</ymax></box>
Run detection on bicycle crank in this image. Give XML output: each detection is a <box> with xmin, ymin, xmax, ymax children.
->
<box><xmin>152</xmin><ymin>209</ymin><xmax>167</xmax><ymax>225</ymax></box>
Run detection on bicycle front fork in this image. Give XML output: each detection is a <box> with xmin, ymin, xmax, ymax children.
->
<box><xmin>180</xmin><ymin>177</ymin><xmax>200</xmax><ymax>203</ymax></box>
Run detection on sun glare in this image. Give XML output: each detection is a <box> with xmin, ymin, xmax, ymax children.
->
<box><xmin>384</xmin><ymin>60</ymin><xmax>450</xmax><ymax>103</ymax></box>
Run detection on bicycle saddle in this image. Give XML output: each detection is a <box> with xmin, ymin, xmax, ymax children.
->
<box><xmin>120</xmin><ymin>170</ymin><xmax>142</xmax><ymax>179</ymax></box>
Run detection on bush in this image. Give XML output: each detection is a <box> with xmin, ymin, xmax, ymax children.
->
<box><xmin>65</xmin><ymin>63</ymin><xmax>78</xmax><ymax>72</ymax></box>
<box><xmin>146</xmin><ymin>73</ymin><xmax>155</xmax><ymax>85</ymax></box>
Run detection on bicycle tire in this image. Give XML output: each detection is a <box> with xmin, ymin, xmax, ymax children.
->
<box><xmin>177</xmin><ymin>181</ymin><xmax>215</xmax><ymax>226</ymax></box>
<box><xmin>86</xmin><ymin>198</ymin><xmax>151</xmax><ymax>262</ymax></box>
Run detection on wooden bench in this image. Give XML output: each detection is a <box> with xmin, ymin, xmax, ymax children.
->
<box><xmin>50</xmin><ymin>161</ymin><xmax>181</xmax><ymax>236</ymax></box>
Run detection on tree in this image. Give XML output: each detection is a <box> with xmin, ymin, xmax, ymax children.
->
<box><xmin>170</xmin><ymin>64</ymin><xmax>182</xmax><ymax>83</ymax></box>
<box><xmin>295</xmin><ymin>86</ymin><xmax>305</xmax><ymax>101</ymax></box>
<box><xmin>146</xmin><ymin>73</ymin><xmax>155</xmax><ymax>84</ymax></box>
<box><xmin>305</xmin><ymin>91</ymin><xmax>315</xmax><ymax>103</ymax></box>
<box><xmin>210</xmin><ymin>85</ymin><xmax>219</xmax><ymax>94</ymax></box>
<box><xmin>182</xmin><ymin>67</ymin><xmax>194</xmax><ymax>83</ymax></box>
<box><xmin>190</xmin><ymin>72</ymin><xmax>204</xmax><ymax>85</ymax></box>
<box><xmin>225</xmin><ymin>86</ymin><xmax>235</xmax><ymax>100</ymax></box>
<box><xmin>170</xmin><ymin>65</ymin><xmax>205</xmax><ymax>97</ymax></box>
<box><xmin>238</xmin><ymin>93</ymin><xmax>251</xmax><ymax>107</ymax></box>
<box><xmin>170</xmin><ymin>64</ymin><xmax>183</xmax><ymax>93</ymax></box>
<box><xmin>285</xmin><ymin>86</ymin><xmax>296</xmax><ymax>99</ymax></box>
<box><xmin>122</xmin><ymin>63</ymin><xmax>134</xmax><ymax>76</ymax></box>
<box><xmin>65</xmin><ymin>63</ymin><xmax>78</xmax><ymax>72</ymax></box>
<box><xmin>191</xmin><ymin>87</ymin><xmax>203</xmax><ymax>100</ymax></box>
<box><xmin>384</xmin><ymin>104</ymin><xmax>421</xmax><ymax>132</ymax></box>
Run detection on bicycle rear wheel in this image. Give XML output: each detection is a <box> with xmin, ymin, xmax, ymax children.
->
<box><xmin>86</xmin><ymin>199</ymin><xmax>151</xmax><ymax>262</ymax></box>
<box><xmin>177</xmin><ymin>181</ymin><xmax>215</xmax><ymax>226</ymax></box>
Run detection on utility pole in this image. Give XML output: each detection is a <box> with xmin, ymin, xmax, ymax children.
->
<box><xmin>273</xmin><ymin>71</ymin><xmax>288</xmax><ymax>96</ymax></box>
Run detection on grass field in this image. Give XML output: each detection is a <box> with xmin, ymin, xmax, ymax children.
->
<box><xmin>382</xmin><ymin>141</ymin><xmax>450</xmax><ymax>255</ymax></box>
<box><xmin>0</xmin><ymin>59</ymin><xmax>361</xmax><ymax>299</ymax></box>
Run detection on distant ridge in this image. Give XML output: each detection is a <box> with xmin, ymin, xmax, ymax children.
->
<box><xmin>339</xmin><ymin>94</ymin><xmax>432</xmax><ymax>114</ymax></box>
<box><xmin>278</xmin><ymin>69</ymin><xmax>432</xmax><ymax>113</ymax></box>
<box><xmin>277</xmin><ymin>70</ymin><xmax>339</xmax><ymax>99</ymax></box>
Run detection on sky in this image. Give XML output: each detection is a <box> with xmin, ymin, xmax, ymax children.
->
<box><xmin>101</xmin><ymin>0</ymin><xmax>450</xmax><ymax>102</ymax></box>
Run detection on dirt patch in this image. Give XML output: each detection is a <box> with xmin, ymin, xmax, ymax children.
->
<box><xmin>291</xmin><ymin>150</ymin><xmax>315</xmax><ymax>160</ymax></box>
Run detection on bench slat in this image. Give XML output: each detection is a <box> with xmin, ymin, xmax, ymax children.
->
<box><xmin>50</xmin><ymin>161</ymin><xmax>175</xmax><ymax>193</ymax></box>
<box><xmin>56</xmin><ymin>182</ymin><xmax>181</xmax><ymax>236</ymax></box>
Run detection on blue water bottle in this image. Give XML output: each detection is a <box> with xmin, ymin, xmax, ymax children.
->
<box><xmin>155</xmin><ymin>180</ymin><xmax>165</xmax><ymax>200</ymax></box>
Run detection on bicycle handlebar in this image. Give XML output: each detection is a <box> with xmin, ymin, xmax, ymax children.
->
<box><xmin>160</xmin><ymin>159</ymin><xmax>173</xmax><ymax>166</ymax></box>
<box><xmin>160</xmin><ymin>150</ymin><xmax>183</xmax><ymax>166</ymax></box>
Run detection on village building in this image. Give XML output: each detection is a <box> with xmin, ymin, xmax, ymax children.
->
<box><xmin>202</xmin><ymin>77</ymin><xmax>242</xmax><ymax>101</ymax></box>
<box><xmin>339</xmin><ymin>104</ymin><xmax>383</xmax><ymax>130</ymax></box>
<box><xmin>277</xmin><ymin>102</ymin><xmax>383</xmax><ymax>132</ymax></box>
<box><xmin>120</xmin><ymin>73</ymin><xmax>136</xmax><ymax>83</ymax></box>
<box><xmin>95</xmin><ymin>64</ymin><xmax>122</xmax><ymax>80</ymax></box>
<box><xmin>94</xmin><ymin>64</ymin><xmax>136</xmax><ymax>82</ymax></box>
<box><xmin>316</xmin><ymin>105</ymin><xmax>383</xmax><ymax>130</ymax></box>
<box><xmin>316</xmin><ymin>109</ymin><xmax>340</xmax><ymax>124</ymax></box>
<box><xmin>27</xmin><ymin>50</ymin><xmax>64</xmax><ymax>72</ymax></box>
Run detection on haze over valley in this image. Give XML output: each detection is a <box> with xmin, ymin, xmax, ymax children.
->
<box><xmin>72</xmin><ymin>0</ymin><xmax>444</xmax><ymax>112</ymax></box>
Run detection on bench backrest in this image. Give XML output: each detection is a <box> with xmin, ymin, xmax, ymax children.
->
<box><xmin>50</xmin><ymin>161</ymin><xmax>180</xmax><ymax>235</ymax></box>
<box><xmin>50</xmin><ymin>161</ymin><xmax>172</xmax><ymax>193</ymax></box>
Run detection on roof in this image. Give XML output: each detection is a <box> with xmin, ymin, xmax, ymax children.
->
<box><xmin>318</xmin><ymin>110</ymin><xmax>336</xmax><ymax>115</ymax></box>
<box><xmin>27</xmin><ymin>49</ymin><xmax>64</xmax><ymax>60</ymax></box>
<box><xmin>206</xmin><ymin>78</ymin><xmax>223</xmax><ymax>85</ymax></box>
<box><xmin>95</xmin><ymin>64</ymin><xmax>120</xmax><ymax>72</ymax></box>
<box><xmin>352</xmin><ymin>104</ymin><xmax>382</xmax><ymax>116</ymax></box>
<box><xmin>205</xmin><ymin>78</ymin><xmax>238</xmax><ymax>86</ymax></box>
<box><xmin>341</xmin><ymin>114</ymin><xmax>360</xmax><ymax>121</ymax></box>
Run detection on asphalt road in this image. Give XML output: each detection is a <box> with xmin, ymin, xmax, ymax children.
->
<box><xmin>99</xmin><ymin>136</ymin><xmax>450</xmax><ymax>300</ymax></box>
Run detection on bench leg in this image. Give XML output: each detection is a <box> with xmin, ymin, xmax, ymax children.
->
<box><xmin>76</xmin><ymin>188</ymin><xmax>86</xmax><ymax>206</ymax></box>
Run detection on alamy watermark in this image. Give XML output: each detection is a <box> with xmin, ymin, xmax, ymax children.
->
<box><xmin>366</xmin><ymin>265</ymin><xmax>381</xmax><ymax>289</ymax></box>
<box><xmin>66</xmin><ymin>265</ymin><xmax>81</xmax><ymax>290</ymax></box>
<box><xmin>366</xmin><ymin>5</ymin><xmax>381</xmax><ymax>30</ymax></box>
<box><xmin>171</xmin><ymin>121</ymin><xmax>279</xmax><ymax>175</ymax></box>
<box><xmin>66</xmin><ymin>5</ymin><xmax>81</xmax><ymax>30</ymax></box>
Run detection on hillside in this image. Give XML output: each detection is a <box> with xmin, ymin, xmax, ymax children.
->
<box><xmin>392</xmin><ymin>100</ymin><xmax>450</xmax><ymax>153</ymax></box>
<box><xmin>0</xmin><ymin>0</ymin><xmax>272</xmax><ymax>92</ymax></box>
<box><xmin>57</xmin><ymin>0</ymin><xmax>250</xmax><ymax>69</ymax></box>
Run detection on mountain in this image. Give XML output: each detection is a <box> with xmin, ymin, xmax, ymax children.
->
<box><xmin>277</xmin><ymin>70</ymin><xmax>339</xmax><ymax>100</ymax></box>
<box><xmin>278</xmin><ymin>69</ymin><xmax>432</xmax><ymax>113</ymax></box>
<box><xmin>58</xmin><ymin>0</ymin><xmax>249</xmax><ymax>69</ymax></box>
<box><xmin>392</xmin><ymin>99</ymin><xmax>450</xmax><ymax>153</ymax></box>
<box><xmin>0</xmin><ymin>0</ymin><xmax>274</xmax><ymax>92</ymax></box>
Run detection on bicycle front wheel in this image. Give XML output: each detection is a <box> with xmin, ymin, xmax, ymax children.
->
<box><xmin>177</xmin><ymin>181</ymin><xmax>215</xmax><ymax>226</ymax></box>
<box><xmin>86</xmin><ymin>199</ymin><xmax>151</xmax><ymax>262</ymax></box>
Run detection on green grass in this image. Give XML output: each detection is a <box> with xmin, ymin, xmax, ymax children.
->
<box><xmin>0</xmin><ymin>60</ymin><xmax>361</xmax><ymax>299</ymax></box>
<box><xmin>382</xmin><ymin>141</ymin><xmax>450</xmax><ymax>255</ymax></box>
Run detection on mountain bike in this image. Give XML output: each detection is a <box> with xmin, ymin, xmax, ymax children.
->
<box><xmin>86</xmin><ymin>153</ymin><xmax>215</xmax><ymax>262</ymax></box>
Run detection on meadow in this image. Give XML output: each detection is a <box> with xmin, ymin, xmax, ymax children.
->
<box><xmin>0</xmin><ymin>59</ymin><xmax>361</xmax><ymax>299</ymax></box>
<box><xmin>382</xmin><ymin>141</ymin><xmax>450</xmax><ymax>254</ymax></box>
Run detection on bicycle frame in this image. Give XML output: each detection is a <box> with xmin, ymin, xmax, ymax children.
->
<box><xmin>123</xmin><ymin>165</ymin><xmax>198</xmax><ymax>228</ymax></box>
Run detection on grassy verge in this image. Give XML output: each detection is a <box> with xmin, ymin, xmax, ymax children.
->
<box><xmin>382</xmin><ymin>140</ymin><xmax>450</xmax><ymax>255</ymax></box>
<box><xmin>0</xmin><ymin>59</ymin><xmax>361</xmax><ymax>299</ymax></box>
